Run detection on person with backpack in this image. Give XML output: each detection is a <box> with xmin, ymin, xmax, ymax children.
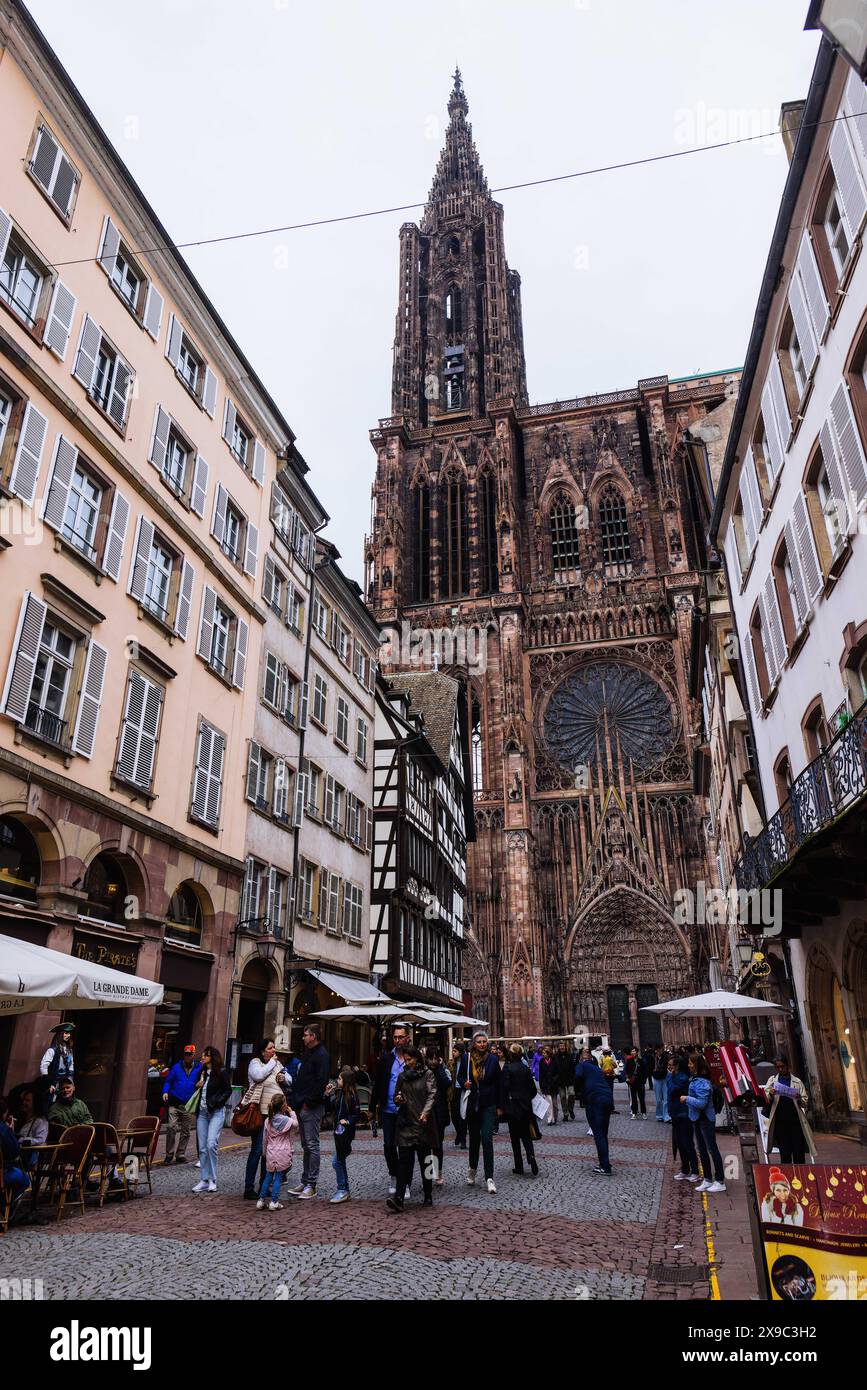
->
<box><xmin>599</xmin><ymin>1048</ymin><xmax>617</xmax><ymax>1110</ymax></box>
<box><xmin>256</xmin><ymin>1092</ymin><xmax>298</xmax><ymax>1211</ymax></box>
<box><xmin>328</xmin><ymin>1066</ymin><xmax>361</xmax><ymax>1203</ymax></box>
<box><xmin>680</xmin><ymin>1054</ymin><xmax>726</xmax><ymax>1193</ymax></box>
<box><xmin>651</xmin><ymin>1044</ymin><xmax>670</xmax><ymax>1122</ymax></box>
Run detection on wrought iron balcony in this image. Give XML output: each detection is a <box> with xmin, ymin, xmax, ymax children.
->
<box><xmin>735</xmin><ymin>700</ymin><xmax>867</xmax><ymax>893</ymax></box>
<box><xmin>23</xmin><ymin>703</ymin><xmax>68</xmax><ymax>747</ymax></box>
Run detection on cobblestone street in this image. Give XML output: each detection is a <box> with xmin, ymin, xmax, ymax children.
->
<box><xmin>0</xmin><ymin>1090</ymin><xmax>715</xmax><ymax>1300</ymax></box>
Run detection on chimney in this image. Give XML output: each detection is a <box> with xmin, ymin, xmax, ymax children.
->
<box><xmin>780</xmin><ymin>99</ymin><xmax>806</xmax><ymax>164</ymax></box>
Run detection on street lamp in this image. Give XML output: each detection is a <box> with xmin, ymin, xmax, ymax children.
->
<box><xmin>734</xmin><ymin>938</ymin><xmax>756</xmax><ymax>972</ymax></box>
<box><xmin>254</xmin><ymin>931</ymin><xmax>278</xmax><ymax>963</ymax></box>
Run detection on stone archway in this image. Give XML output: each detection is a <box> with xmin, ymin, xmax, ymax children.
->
<box><xmin>804</xmin><ymin>943</ymin><xmax>849</xmax><ymax>1122</ymax></box>
<box><xmin>841</xmin><ymin>920</ymin><xmax>867</xmax><ymax>1116</ymax></box>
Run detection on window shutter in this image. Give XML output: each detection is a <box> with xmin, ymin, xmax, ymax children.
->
<box><xmin>844</xmin><ymin>70</ymin><xmax>867</xmax><ymax>163</ymax></box>
<box><xmin>830</xmin><ymin>119</ymin><xmax>867</xmax><ymax>237</ymax></box>
<box><xmin>742</xmin><ymin>633</ymin><xmax>762</xmax><ymax>717</ymax></box>
<box><xmin>189</xmin><ymin>454</ymin><xmax>209</xmax><ymax>518</ymax></box>
<box><xmin>41</xmin><ymin>434</ymin><xmax>78</xmax><ymax>532</ymax></box>
<box><xmin>298</xmin><ymin>680</ymin><xmax>309</xmax><ymax>730</ymax></box>
<box><xmin>103</xmin><ymin>488</ymin><xmax>130</xmax><ymax>582</ymax></box>
<box><xmin>739</xmin><ymin>449</ymin><xmax>760</xmax><ymax>555</ymax></box>
<box><xmin>0</xmin><ymin>208</ymin><xmax>11</xmax><ymax>262</ymax></box>
<box><xmin>762</xmin><ymin>573</ymin><xmax>788</xmax><ymax>675</ymax></box>
<box><xmin>166</xmin><ymin>314</ymin><xmax>183</xmax><ymax>368</ymax></box>
<box><xmin>243</xmin><ymin>522</ymin><xmax>259</xmax><ymax>578</ymax></box>
<box><xmin>233</xmin><ymin>617</ymin><xmax>249</xmax><ymax>689</ymax></box>
<box><xmin>108</xmin><ymin>358</ymin><xmax>133</xmax><ymax>429</ymax></box>
<box><xmin>819</xmin><ymin>418</ymin><xmax>850</xmax><ymax>534</ymax></box>
<box><xmin>175</xmin><ymin>559</ymin><xmax>195</xmax><ymax>640</ymax></box>
<box><xmin>767</xmin><ymin>356</ymin><xmax>791</xmax><ymax>449</ymax></box>
<box><xmin>202</xmin><ymin>367</ymin><xmax>217</xmax><ymax>418</ymax></box>
<box><xmin>211</xmin><ymin>483</ymin><xmax>227</xmax><ymax>545</ymax></box>
<box><xmin>127</xmin><ymin>515</ymin><xmax>155</xmax><ymax>601</ymax></box>
<box><xmin>142</xmin><ymin>283</ymin><xmax>164</xmax><ymax>340</ymax></box>
<box><xmin>724</xmin><ymin>525</ymin><xmax>741</xmax><ymax>592</ymax></box>
<box><xmin>318</xmin><ymin>870</ymin><xmax>329</xmax><ymax>928</ymax></box>
<box><xmin>98</xmin><ymin>215</ymin><xmax>120</xmax><ymax>276</ymax></box>
<box><xmin>71</xmin><ymin>639</ymin><xmax>108</xmax><ymax>758</ymax></box>
<box><xmin>222</xmin><ymin>398</ymin><xmax>237</xmax><ymax>446</ymax></box>
<box><xmin>191</xmin><ymin>721</ymin><xmax>223</xmax><ymax>827</ymax></box>
<box><xmin>787</xmin><ymin>269</ymin><xmax>818</xmax><ymax>378</ymax></box>
<box><xmin>44</xmin><ymin>280</ymin><xmax>76</xmax><ymax>360</ymax></box>
<box><xmin>240</xmin><ymin>856</ymin><xmax>256</xmax><ymax>923</ymax></box>
<box><xmin>263</xmin><ymin>554</ymin><xmax>275</xmax><ymax>606</ymax></box>
<box><xmin>246</xmin><ymin>741</ymin><xmax>262</xmax><ymax>802</ymax></box>
<box><xmin>307</xmin><ymin>532</ymin><xmax>316</xmax><ymax>570</ymax></box>
<box><xmin>267</xmin><ymin>867</ymin><xmax>279</xmax><ymax>931</ymax></box>
<box><xmin>324</xmin><ymin>774</ymin><xmax>334</xmax><ymax>825</ymax></box>
<box><xmin>274</xmin><ymin>759</ymin><xmax>288</xmax><ymax>820</ymax></box>
<box><xmin>72</xmin><ymin>314</ymin><xmax>101</xmax><ymax>389</ymax></box>
<box><xmin>116</xmin><ymin>669</ymin><xmax>146</xmax><ymax>784</ymax></box>
<box><xmin>797</xmin><ymin>232</ymin><xmax>829</xmax><ymax>345</ymax></box>
<box><xmin>136</xmin><ymin>678</ymin><xmax>163</xmax><ymax>786</ymax></box>
<box><xmin>8</xmin><ymin>403</ymin><xmax>48</xmax><ymax>505</ymax></box>
<box><xmin>51</xmin><ymin>155</ymin><xmax>77</xmax><ymax>218</ymax></box>
<box><xmin>792</xmin><ymin>491</ymin><xmax>824</xmax><ymax>606</ymax></box>
<box><xmin>757</xmin><ymin>591</ymin><xmax>779</xmax><ymax>686</ymax></box>
<box><xmin>31</xmin><ymin>126</ymin><xmax>58</xmax><ymax>191</ymax></box>
<box><xmin>366</xmin><ymin>805</ymin><xmax>374</xmax><ymax>852</ymax></box>
<box><xmin>197</xmin><ymin>585</ymin><xmax>217</xmax><ymax>660</ymax></box>
<box><xmin>149</xmin><ymin>405</ymin><xmax>172</xmax><ymax>473</ymax></box>
<box><xmin>0</xmin><ymin>591</ymin><xmax>47</xmax><ymax>721</ymax></box>
<box><xmin>783</xmin><ymin>518</ymin><xmax>809</xmax><ymax>628</ymax></box>
<box><xmin>252</xmin><ymin>439</ymin><xmax>266</xmax><ymax>485</ymax></box>
<box><xmin>829</xmin><ymin>380</ymin><xmax>867</xmax><ymax>508</ymax></box>
<box><xmin>292</xmin><ymin>771</ymin><xmax>306</xmax><ymax>828</ymax></box>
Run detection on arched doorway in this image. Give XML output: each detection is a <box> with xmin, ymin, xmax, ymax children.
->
<box><xmin>805</xmin><ymin>944</ymin><xmax>849</xmax><ymax>1122</ymax></box>
<box><xmin>80</xmin><ymin>852</ymin><xmax>130</xmax><ymax>925</ymax></box>
<box><xmin>234</xmin><ymin>958</ymin><xmax>280</xmax><ymax>1085</ymax></box>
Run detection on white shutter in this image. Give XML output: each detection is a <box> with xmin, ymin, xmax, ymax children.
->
<box><xmin>792</xmin><ymin>491</ymin><xmax>824</xmax><ymax>606</ymax></box>
<box><xmin>191</xmin><ymin>721</ymin><xmax>224</xmax><ymax>826</ymax></box>
<box><xmin>783</xmin><ymin>518</ymin><xmax>809</xmax><ymax>629</ymax></box>
<box><xmin>724</xmin><ymin>524</ymin><xmax>741</xmax><ymax>593</ymax></box>
<box><xmin>103</xmin><ymin>488</ymin><xmax>130</xmax><ymax>582</ymax></box>
<box><xmin>757</xmin><ymin>589</ymin><xmax>780</xmax><ymax>685</ymax></box>
<box><xmin>762</xmin><ymin>573</ymin><xmax>788</xmax><ymax>675</ymax></box>
<box><xmin>205</xmin><ymin>728</ymin><xmax>225</xmax><ymax>826</ymax></box>
<box><xmin>274</xmin><ymin>759</ymin><xmax>288</xmax><ymax>820</ymax></box>
<box><xmin>829</xmin><ymin>380</ymin><xmax>867</xmax><ymax>508</ymax></box>
<box><xmin>741</xmin><ymin>631</ymin><xmax>762</xmax><ymax>718</ymax></box>
<box><xmin>222</xmin><ymin>397</ymin><xmax>237</xmax><ymax>446</ymax></box>
<box><xmin>142</xmin><ymin>283</ymin><xmax>164</xmax><ymax>340</ymax></box>
<box><xmin>844</xmin><ymin>70</ymin><xmax>867</xmax><ymax>163</ymax></box>
<box><xmin>292</xmin><ymin>771</ymin><xmax>306</xmax><ymax>827</ymax></box>
<box><xmin>72</xmin><ymin>314</ymin><xmax>101</xmax><ymax>389</ymax></box>
<box><xmin>819</xmin><ymin>418</ymin><xmax>851</xmax><ymax>534</ymax></box>
<box><xmin>298</xmin><ymin>680</ymin><xmax>309</xmax><ymax>730</ymax></box>
<box><xmin>8</xmin><ymin>403</ymin><xmax>48</xmax><ymax>505</ymax></box>
<box><xmin>366</xmin><ymin>805</ymin><xmax>374</xmax><ymax>852</ymax></box>
<box><xmin>263</xmin><ymin>553</ymin><xmax>276</xmax><ymax>606</ymax></box>
<box><xmin>148</xmin><ymin>405</ymin><xmax>172</xmax><ymax>473</ymax></box>
<box><xmin>117</xmin><ymin>669</ymin><xmax>162</xmax><ymax>788</ymax></box>
<box><xmin>197</xmin><ymin>585</ymin><xmax>217</xmax><ymax>660</ymax></box>
<box><xmin>127</xmin><ymin>515</ymin><xmax>155</xmax><ymax>601</ymax></box>
<box><xmin>252</xmin><ymin>439</ymin><xmax>266</xmax><ymax>485</ymax></box>
<box><xmin>266</xmin><ymin>867</ymin><xmax>278</xmax><ymax>931</ymax></box>
<box><xmin>307</xmin><ymin>532</ymin><xmax>316</xmax><ymax>570</ymax></box>
<box><xmin>166</xmin><ymin>314</ymin><xmax>183</xmax><ymax>367</ymax></box>
<box><xmin>0</xmin><ymin>592</ymin><xmax>47</xmax><ymax>721</ymax></box>
<box><xmin>240</xmin><ymin>856</ymin><xmax>257</xmax><ymax>922</ymax></box>
<box><xmin>830</xmin><ymin>119</ymin><xmax>867</xmax><ymax>236</ymax></box>
<box><xmin>202</xmin><ymin>367</ymin><xmax>217</xmax><ymax>418</ymax></box>
<box><xmin>44</xmin><ymin>280</ymin><xmax>76</xmax><ymax>360</ymax></box>
<box><xmin>175</xmin><ymin>559</ymin><xmax>195</xmax><ymax>639</ymax></box>
<box><xmin>71</xmin><ymin>639</ymin><xmax>107</xmax><ymax>758</ymax></box>
<box><xmin>30</xmin><ymin>126</ymin><xmax>59</xmax><ymax>193</ymax></box>
<box><xmin>211</xmin><ymin>483</ymin><xmax>227</xmax><ymax>545</ymax></box>
<box><xmin>243</xmin><ymin>522</ymin><xmax>259</xmax><ymax>578</ymax></box>
<box><xmin>232</xmin><ymin>617</ymin><xmax>249</xmax><ymax>689</ymax></box>
<box><xmin>0</xmin><ymin>208</ymin><xmax>11</xmax><ymax>262</ymax></box>
<box><xmin>796</xmin><ymin>232</ymin><xmax>829</xmax><ymax>345</ymax></box>
<box><xmin>767</xmin><ymin>355</ymin><xmax>791</xmax><ymax>450</ymax></box>
<box><xmin>108</xmin><ymin>358</ymin><xmax>133</xmax><ymax>429</ymax></box>
<box><xmin>246</xmin><ymin>740</ymin><xmax>262</xmax><ymax>802</ymax></box>
<box><xmin>190</xmin><ymin>454</ymin><xmax>209</xmax><ymax>517</ymax></box>
<box><xmin>41</xmin><ymin>434</ymin><xmax>78</xmax><ymax>532</ymax></box>
<box><xmin>787</xmin><ymin>269</ymin><xmax>818</xmax><ymax>378</ymax></box>
<box><xmin>739</xmin><ymin>450</ymin><xmax>759</xmax><ymax>555</ymax></box>
<box><xmin>98</xmin><ymin>215</ymin><xmax>120</xmax><ymax>276</ymax></box>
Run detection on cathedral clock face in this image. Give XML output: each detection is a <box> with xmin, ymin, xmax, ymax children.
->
<box><xmin>543</xmin><ymin>663</ymin><xmax>675</xmax><ymax>776</ymax></box>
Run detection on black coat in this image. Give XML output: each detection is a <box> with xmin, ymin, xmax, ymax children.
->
<box><xmin>455</xmin><ymin>1051</ymin><xmax>503</xmax><ymax>1113</ymax></box>
<box><xmin>502</xmin><ymin>1060</ymin><xmax>537</xmax><ymax>1118</ymax></box>
<box><xmin>200</xmin><ymin>1065</ymin><xmax>232</xmax><ymax>1114</ymax></box>
<box><xmin>538</xmin><ymin>1057</ymin><xmax>561</xmax><ymax>1095</ymax></box>
<box><xmin>292</xmin><ymin>1043</ymin><xmax>330</xmax><ymax>1109</ymax></box>
<box><xmin>429</xmin><ymin>1064</ymin><xmax>451</xmax><ymax>1129</ymax></box>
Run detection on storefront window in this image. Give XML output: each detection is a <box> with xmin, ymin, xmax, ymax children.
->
<box><xmin>833</xmin><ymin>977</ymin><xmax>862</xmax><ymax>1114</ymax></box>
<box><xmin>166</xmin><ymin>883</ymin><xmax>203</xmax><ymax>947</ymax></box>
<box><xmin>81</xmin><ymin>853</ymin><xmax>128</xmax><ymax>925</ymax></box>
<box><xmin>0</xmin><ymin>816</ymin><xmax>40</xmax><ymax>903</ymax></box>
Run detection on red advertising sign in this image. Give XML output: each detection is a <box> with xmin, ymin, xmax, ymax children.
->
<box><xmin>719</xmin><ymin>1040</ymin><xmax>762</xmax><ymax>1102</ymax></box>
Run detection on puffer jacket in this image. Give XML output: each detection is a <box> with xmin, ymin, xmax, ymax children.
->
<box><xmin>395</xmin><ymin>1063</ymin><xmax>439</xmax><ymax>1147</ymax></box>
<box><xmin>262</xmin><ymin>1110</ymin><xmax>298</xmax><ymax>1172</ymax></box>
<box><xmin>247</xmin><ymin>1056</ymin><xmax>285</xmax><ymax>1115</ymax></box>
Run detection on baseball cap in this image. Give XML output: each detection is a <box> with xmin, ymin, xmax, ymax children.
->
<box><xmin>183</xmin><ymin>1044</ymin><xmax>197</xmax><ymax>1054</ymax></box>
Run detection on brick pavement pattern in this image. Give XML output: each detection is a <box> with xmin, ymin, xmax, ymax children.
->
<box><xmin>0</xmin><ymin>1088</ymin><xmax>715</xmax><ymax>1300</ymax></box>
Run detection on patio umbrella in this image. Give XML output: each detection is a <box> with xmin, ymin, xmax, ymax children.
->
<box><xmin>639</xmin><ymin>990</ymin><xmax>789</xmax><ymax>1019</ymax></box>
<box><xmin>0</xmin><ymin>931</ymin><xmax>164</xmax><ymax>1016</ymax></box>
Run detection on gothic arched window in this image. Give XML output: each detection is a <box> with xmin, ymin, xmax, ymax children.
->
<box><xmin>443</xmin><ymin>472</ymin><xmax>468</xmax><ymax>597</ymax></box>
<box><xmin>550</xmin><ymin>493</ymin><xmax>581</xmax><ymax>577</ymax></box>
<box><xmin>414</xmin><ymin>482</ymin><xmax>431</xmax><ymax>602</ymax></box>
<box><xmin>470</xmin><ymin>687</ymin><xmax>484</xmax><ymax>793</ymax></box>
<box><xmin>478</xmin><ymin>470</ymin><xmax>498</xmax><ymax>594</ymax></box>
<box><xmin>598</xmin><ymin>485</ymin><xmax>632</xmax><ymax>574</ymax></box>
<box><xmin>444</xmin><ymin>283</ymin><xmax>462</xmax><ymax>337</ymax></box>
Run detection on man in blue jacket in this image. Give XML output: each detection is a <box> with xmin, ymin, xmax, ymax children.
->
<box><xmin>161</xmin><ymin>1045</ymin><xmax>201</xmax><ymax>1164</ymax></box>
<box><xmin>575</xmin><ymin>1054</ymin><xmax>615</xmax><ymax>1175</ymax></box>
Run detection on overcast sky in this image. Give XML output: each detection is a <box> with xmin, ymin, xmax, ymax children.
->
<box><xmin>27</xmin><ymin>0</ymin><xmax>820</xmax><ymax>583</ymax></box>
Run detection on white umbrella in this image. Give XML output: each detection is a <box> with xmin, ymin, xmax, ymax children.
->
<box><xmin>311</xmin><ymin>1003</ymin><xmax>432</xmax><ymax>1023</ymax></box>
<box><xmin>0</xmin><ymin>931</ymin><xmax>164</xmax><ymax>1016</ymax></box>
<box><xmin>413</xmin><ymin>1012</ymin><xmax>488</xmax><ymax>1027</ymax></box>
<box><xmin>639</xmin><ymin>990</ymin><xmax>789</xmax><ymax>1019</ymax></box>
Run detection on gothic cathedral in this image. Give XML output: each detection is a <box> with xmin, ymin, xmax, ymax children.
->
<box><xmin>365</xmin><ymin>72</ymin><xmax>733</xmax><ymax>1042</ymax></box>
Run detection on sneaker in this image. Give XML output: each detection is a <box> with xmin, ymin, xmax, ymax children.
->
<box><xmin>287</xmin><ymin>1184</ymin><xmax>306</xmax><ymax>1197</ymax></box>
<box><xmin>673</xmin><ymin>1172</ymin><xmax>688</xmax><ymax>1181</ymax></box>
<box><xmin>706</xmin><ymin>1181</ymin><xmax>727</xmax><ymax>1194</ymax></box>
<box><xmin>206</xmin><ymin>1181</ymin><xmax>217</xmax><ymax>1193</ymax></box>
<box><xmin>296</xmin><ymin>1185</ymin><xmax>316</xmax><ymax>1200</ymax></box>
<box><xmin>387</xmin><ymin>1181</ymin><xmax>397</xmax><ymax>1196</ymax></box>
<box><xmin>686</xmin><ymin>1174</ymin><xmax>700</xmax><ymax>1183</ymax></box>
<box><xmin>695</xmin><ymin>1178</ymin><xmax>712</xmax><ymax>1192</ymax></box>
<box><xmin>268</xmin><ymin>1201</ymin><xmax>284</xmax><ymax>1211</ymax></box>
<box><xmin>486</xmin><ymin>1178</ymin><xmax>497</xmax><ymax>1194</ymax></box>
<box><xmin>467</xmin><ymin>1169</ymin><xmax>477</xmax><ymax>1186</ymax></box>
<box><xmin>592</xmin><ymin>1166</ymin><xmax>612</xmax><ymax>1176</ymax></box>
<box><xmin>329</xmin><ymin>1190</ymin><xmax>350</xmax><ymax>1203</ymax></box>
<box><xmin>386</xmin><ymin>1195</ymin><xmax>404</xmax><ymax>1213</ymax></box>
<box><xmin>192</xmin><ymin>1180</ymin><xmax>208</xmax><ymax>1193</ymax></box>
<box><xmin>256</xmin><ymin>1198</ymin><xmax>266</xmax><ymax>1209</ymax></box>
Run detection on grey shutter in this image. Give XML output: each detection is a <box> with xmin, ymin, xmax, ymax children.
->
<box><xmin>211</xmin><ymin>483</ymin><xmax>227</xmax><ymax>545</ymax></box>
<box><xmin>72</xmin><ymin>314</ymin><xmax>100</xmax><ymax>389</ymax></box>
<box><xmin>262</xmin><ymin>553</ymin><xmax>275</xmax><ymax>605</ymax></box>
<box><xmin>792</xmin><ymin>491</ymin><xmax>824</xmax><ymax>606</ymax></box>
<box><xmin>135</xmin><ymin>676</ymin><xmax>162</xmax><ymax>788</ymax></box>
<box><xmin>41</xmin><ymin>434</ymin><xmax>77</xmax><ymax>531</ymax></box>
<box><xmin>127</xmin><ymin>515</ymin><xmax>155</xmax><ymax>601</ymax></box>
<box><xmin>191</xmin><ymin>722</ymin><xmax>214</xmax><ymax>823</ymax></box>
<box><xmin>98</xmin><ymin>216</ymin><xmax>120</xmax><ymax>275</ymax></box>
<box><xmin>71</xmin><ymin>639</ymin><xmax>108</xmax><ymax>758</ymax></box>
<box><xmin>0</xmin><ymin>208</ymin><xmax>11</xmax><ymax>262</ymax></box>
<box><xmin>30</xmin><ymin>127</ymin><xmax>58</xmax><ymax>191</ymax></box>
<box><xmin>739</xmin><ymin>448</ymin><xmax>760</xmax><ymax>555</ymax></box>
<box><xmin>0</xmin><ymin>592</ymin><xmax>47</xmax><ymax>720</ymax></box>
<box><xmin>762</xmin><ymin>573</ymin><xmax>788</xmax><ymax>675</ymax></box>
<box><xmin>8</xmin><ymin>402</ymin><xmax>48</xmax><ymax>504</ymax></box>
<box><xmin>103</xmin><ymin>488</ymin><xmax>130</xmax><ymax>582</ymax></box>
<box><xmin>273</xmin><ymin>759</ymin><xmax>288</xmax><ymax>819</ymax></box>
<box><xmin>149</xmin><ymin>405</ymin><xmax>172</xmax><ymax>473</ymax></box>
<box><xmin>205</xmin><ymin>728</ymin><xmax>225</xmax><ymax>825</ymax></box>
<box><xmin>787</xmin><ymin>268</ymin><xmax>818</xmax><ymax>378</ymax></box>
<box><xmin>51</xmin><ymin>155</ymin><xmax>77</xmax><ymax>218</ymax></box>
<box><xmin>366</xmin><ymin>805</ymin><xmax>374</xmax><ymax>852</ymax></box>
<box><xmin>197</xmin><ymin>585</ymin><xmax>217</xmax><ymax>660</ymax></box>
<box><xmin>298</xmin><ymin>680</ymin><xmax>309</xmax><ymax>730</ymax></box>
<box><xmin>44</xmin><ymin>280</ymin><xmax>76</xmax><ymax>360</ymax></box>
<box><xmin>307</xmin><ymin>532</ymin><xmax>316</xmax><ymax>569</ymax></box>
<box><xmin>190</xmin><ymin>454</ymin><xmax>209</xmax><ymax>517</ymax></box>
<box><xmin>757</xmin><ymin>589</ymin><xmax>780</xmax><ymax>685</ymax></box>
<box><xmin>243</xmin><ymin>521</ymin><xmax>259</xmax><ymax>578</ymax></box>
<box><xmin>246</xmin><ymin>741</ymin><xmax>262</xmax><ymax>802</ymax></box>
<box><xmin>830</xmin><ymin>119</ymin><xmax>867</xmax><ymax>236</ymax></box>
<box><xmin>116</xmin><ymin>669</ymin><xmax>146</xmax><ymax>784</ymax></box>
<box><xmin>819</xmin><ymin>417</ymin><xmax>850</xmax><ymax>534</ymax></box>
<box><xmin>240</xmin><ymin>856</ymin><xmax>256</xmax><ymax>922</ymax></box>
<box><xmin>108</xmin><ymin>358</ymin><xmax>133</xmax><ymax>429</ymax></box>
<box><xmin>797</xmin><ymin>233</ymin><xmax>829</xmax><ymax>345</ymax></box>
<box><xmin>232</xmin><ymin>617</ymin><xmax>249</xmax><ymax>689</ymax></box>
<box><xmin>252</xmin><ymin>439</ymin><xmax>266</xmax><ymax>485</ymax></box>
<box><xmin>166</xmin><ymin>314</ymin><xmax>183</xmax><ymax>367</ymax></box>
<box><xmin>292</xmin><ymin>771</ymin><xmax>306</xmax><ymax>827</ymax></box>
<box><xmin>143</xmin><ymin>283</ymin><xmax>164</xmax><ymax>340</ymax></box>
<box><xmin>318</xmin><ymin>870</ymin><xmax>329</xmax><ymax>928</ymax></box>
<box><xmin>767</xmin><ymin>355</ymin><xmax>791</xmax><ymax>448</ymax></box>
<box><xmin>783</xmin><ymin>518</ymin><xmax>809</xmax><ymax>628</ymax></box>
<box><xmin>741</xmin><ymin>632</ymin><xmax>762</xmax><ymax>718</ymax></box>
<box><xmin>829</xmin><ymin>380</ymin><xmax>867</xmax><ymax>508</ymax></box>
<box><xmin>175</xmin><ymin>559</ymin><xmax>195</xmax><ymax>640</ymax></box>
<box><xmin>222</xmin><ymin>397</ymin><xmax>237</xmax><ymax>445</ymax></box>
<box><xmin>202</xmin><ymin>367</ymin><xmax>218</xmax><ymax>418</ymax></box>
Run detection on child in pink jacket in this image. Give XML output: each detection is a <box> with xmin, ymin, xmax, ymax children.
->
<box><xmin>257</xmin><ymin>1093</ymin><xmax>298</xmax><ymax>1210</ymax></box>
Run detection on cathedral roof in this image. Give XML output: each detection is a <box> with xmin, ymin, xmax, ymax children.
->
<box><xmin>421</xmin><ymin>68</ymin><xmax>490</xmax><ymax>232</ymax></box>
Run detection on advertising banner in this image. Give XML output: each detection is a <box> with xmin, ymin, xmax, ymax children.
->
<box><xmin>754</xmin><ymin>1163</ymin><xmax>867</xmax><ymax>1300</ymax></box>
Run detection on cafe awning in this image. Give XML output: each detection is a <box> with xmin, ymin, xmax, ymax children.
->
<box><xmin>0</xmin><ymin>931</ymin><xmax>164</xmax><ymax>1016</ymax></box>
<box><xmin>306</xmin><ymin>968</ymin><xmax>391</xmax><ymax>1006</ymax></box>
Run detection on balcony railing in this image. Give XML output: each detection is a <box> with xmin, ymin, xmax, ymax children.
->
<box><xmin>24</xmin><ymin>703</ymin><xmax>68</xmax><ymax>747</ymax></box>
<box><xmin>735</xmin><ymin>700</ymin><xmax>867</xmax><ymax>892</ymax></box>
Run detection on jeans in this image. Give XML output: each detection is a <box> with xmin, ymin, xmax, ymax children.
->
<box><xmin>165</xmin><ymin>1103</ymin><xmax>194</xmax><ymax>1159</ymax></box>
<box><xmin>3</xmin><ymin>1165</ymin><xmax>30</xmax><ymax>1203</ymax></box>
<box><xmin>694</xmin><ymin>1115</ymin><xmax>724</xmax><ymax>1183</ymax></box>
<box><xmin>585</xmin><ymin>1101</ymin><xmax>612</xmax><ymax>1171</ymax></box>
<box><xmin>467</xmin><ymin>1104</ymin><xmax>496</xmax><ymax>1180</ymax></box>
<box><xmin>450</xmin><ymin>1094</ymin><xmax>467</xmax><ymax>1146</ymax></box>
<box><xmin>629</xmin><ymin>1083</ymin><xmax>646</xmax><ymax>1115</ymax></box>
<box><xmin>507</xmin><ymin>1114</ymin><xmax>536</xmax><ymax>1170</ymax></box>
<box><xmin>196</xmin><ymin>1107</ymin><xmax>223</xmax><ymax>1184</ymax></box>
<box><xmin>671</xmin><ymin>1115</ymin><xmax>699</xmax><ymax>1174</ymax></box>
<box><xmin>332</xmin><ymin>1151</ymin><xmax>350</xmax><ymax>1193</ymax></box>
<box><xmin>258</xmin><ymin>1169</ymin><xmax>286</xmax><ymax>1203</ymax></box>
<box><xmin>396</xmin><ymin>1144</ymin><xmax>433</xmax><ymax>1201</ymax></box>
<box><xmin>298</xmin><ymin>1104</ymin><xmax>323</xmax><ymax>1186</ymax></box>
<box><xmin>652</xmin><ymin>1078</ymin><xmax>669</xmax><ymax>1122</ymax></box>
<box><xmin>558</xmin><ymin>1085</ymin><xmax>575</xmax><ymax>1119</ymax></box>
<box><xmin>381</xmin><ymin>1110</ymin><xmax>399</xmax><ymax>1177</ymax></box>
<box><xmin>244</xmin><ymin>1123</ymin><xmax>265</xmax><ymax>1195</ymax></box>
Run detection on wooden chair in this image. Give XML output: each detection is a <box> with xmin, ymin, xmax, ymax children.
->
<box><xmin>88</xmin><ymin>1123</ymin><xmax>128</xmax><ymax>1206</ymax></box>
<box><xmin>123</xmin><ymin>1115</ymin><xmax>160</xmax><ymax>1194</ymax></box>
<box><xmin>0</xmin><ymin>1166</ymin><xmax>13</xmax><ymax>1235</ymax></box>
<box><xmin>50</xmin><ymin>1125</ymin><xmax>95</xmax><ymax>1222</ymax></box>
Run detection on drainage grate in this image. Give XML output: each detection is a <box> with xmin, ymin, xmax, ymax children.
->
<box><xmin>648</xmin><ymin>1263</ymin><xmax>710</xmax><ymax>1285</ymax></box>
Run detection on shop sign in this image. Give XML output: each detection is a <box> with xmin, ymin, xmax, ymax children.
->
<box><xmin>754</xmin><ymin>1162</ymin><xmax>867</xmax><ymax>1300</ymax></box>
<box><xmin>72</xmin><ymin>933</ymin><xmax>138</xmax><ymax>973</ymax></box>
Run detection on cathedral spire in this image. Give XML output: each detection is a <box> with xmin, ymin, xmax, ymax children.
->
<box><xmin>421</xmin><ymin>68</ymin><xmax>489</xmax><ymax>232</ymax></box>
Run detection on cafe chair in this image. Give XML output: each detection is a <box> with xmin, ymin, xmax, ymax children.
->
<box><xmin>89</xmin><ymin>1123</ymin><xmax>128</xmax><ymax>1206</ymax></box>
<box><xmin>50</xmin><ymin>1125</ymin><xmax>95</xmax><ymax>1222</ymax></box>
<box><xmin>122</xmin><ymin>1115</ymin><xmax>160</xmax><ymax>1194</ymax></box>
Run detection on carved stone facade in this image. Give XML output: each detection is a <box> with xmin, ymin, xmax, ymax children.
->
<box><xmin>365</xmin><ymin>72</ymin><xmax>737</xmax><ymax>1038</ymax></box>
